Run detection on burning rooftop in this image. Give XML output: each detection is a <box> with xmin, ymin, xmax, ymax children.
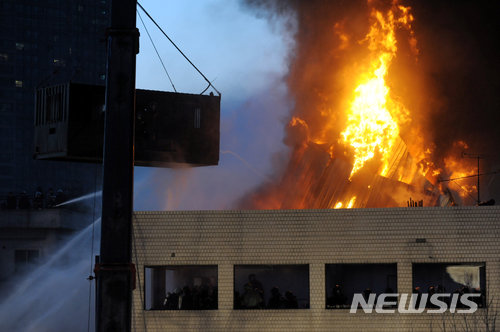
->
<box><xmin>238</xmin><ymin>0</ymin><xmax>499</xmax><ymax>209</ymax></box>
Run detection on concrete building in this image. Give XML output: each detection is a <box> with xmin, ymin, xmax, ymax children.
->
<box><xmin>0</xmin><ymin>208</ymin><xmax>95</xmax><ymax>293</ymax></box>
<box><xmin>131</xmin><ymin>206</ymin><xmax>500</xmax><ymax>331</ymax></box>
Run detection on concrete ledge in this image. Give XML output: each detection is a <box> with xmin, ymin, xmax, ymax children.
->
<box><xmin>0</xmin><ymin>209</ymin><xmax>94</xmax><ymax>230</ymax></box>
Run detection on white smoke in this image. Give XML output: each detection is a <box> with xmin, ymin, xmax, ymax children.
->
<box><xmin>0</xmin><ymin>219</ymin><xmax>100</xmax><ymax>332</ymax></box>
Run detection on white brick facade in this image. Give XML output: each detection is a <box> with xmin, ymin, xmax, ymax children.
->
<box><xmin>132</xmin><ymin>206</ymin><xmax>500</xmax><ymax>331</ymax></box>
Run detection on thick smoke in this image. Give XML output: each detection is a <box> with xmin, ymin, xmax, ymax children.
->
<box><xmin>237</xmin><ymin>0</ymin><xmax>500</xmax><ymax>207</ymax></box>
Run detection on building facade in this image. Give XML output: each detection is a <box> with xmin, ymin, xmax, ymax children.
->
<box><xmin>132</xmin><ymin>207</ymin><xmax>500</xmax><ymax>331</ymax></box>
<box><xmin>0</xmin><ymin>0</ymin><xmax>109</xmax><ymax>202</ymax></box>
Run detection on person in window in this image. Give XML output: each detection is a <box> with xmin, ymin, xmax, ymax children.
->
<box><xmin>18</xmin><ymin>191</ymin><xmax>31</xmax><ymax>209</ymax></box>
<box><xmin>412</xmin><ymin>287</ymin><xmax>422</xmax><ymax>308</ymax></box>
<box><xmin>358</xmin><ymin>288</ymin><xmax>374</xmax><ymax>309</ymax></box>
<box><xmin>167</xmin><ymin>288</ymin><xmax>182</xmax><ymax>310</ymax></box>
<box><xmin>426</xmin><ymin>286</ymin><xmax>436</xmax><ymax>308</ymax></box>
<box><xmin>327</xmin><ymin>285</ymin><xmax>347</xmax><ymax>308</ymax></box>
<box><xmin>6</xmin><ymin>192</ymin><xmax>17</xmax><ymax>209</ymax></box>
<box><xmin>284</xmin><ymin>290</ymin><xmax>298</xmax><ymax>309</ymax></box>
<box><xmin>181</xmin><ymin>286</ymin><xmax>194</xmax><ymax>310</ymax></box>
<box><xmin>198</xmin><ymin>283</ymin><xmax>214</xmax><ymax>309</ymax></box>
<box><xmin>249</xmin><ymin>274</ymin><xmax>264</xmax><ymax>300</ymax></box>
<box><xmin>162</xmin><ymin>292</ymin><xmax>172</xmax><ymax>309</ymax></box>
<box><xmin>240</xmin><ymin>283</ymin><xmax>263</xmax><ymax>309</ymax></box>
<box><xmin>33</xmin><ymin>191</ymin><xmax>44</xmax><ymax>209</ymax></box>
<box><xmin>267</xmin><ymin>287</ymin><xmax>284</xmax><ymax>309</ymax></box>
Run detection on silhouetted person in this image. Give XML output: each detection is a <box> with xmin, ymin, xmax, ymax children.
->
<box><xmin>46</xmin><ymin>196</ymin><xmax>57</xmax><ymax>208</ymax></box>
<box><xmin>413</xmin><ymin>287</ymin><xmax>422</xmax><ymax>308</ymax></box>
<box><xmin>163</xmin><ymin>292</ymin><xmax>172</xmax><ymax>309</ymax></box>
<box><xmin>284</xmin><ymin>290</ymin><xmax>298</xmax><ymax>309</ymax></box>
<box><xmin>36</xmin><ymin>186</ymin><xmax>45</xmax><ymax>202</ymax></box>
<box><xmin>427</xmin><ymin>286</ymin><xmax>436</xmax><ymax>308</ymax></box>
<box><xmin>6</xmin><ymin>192</ymin><xmax>16</xmax><ymax>209</ymax></box>
<box><xmin>249</xmin><ymin>274</ymin><xmax>264</xmax><ymax>298</ymax></box>
<box><xmin>45</xmin><ymin>188</ymin><xmax>54</xmax><ymax>207</ymax></box>
<box><xmin>167</xmin><ymin>288</ymin><xmax>182</xmax><ymax>309</ymax></box>
<box><xmin>55</xmin><ymin>189</ymin><xmax>67</xmax><ymax>206</ymax></box>
<box><xmin>181</xmin><ymin>286</ymin><xmax>194</xmax><ymax>310</ymax></box>
<box><xmin>240</xmin><ymin>283</ymin><xmax>263</xmax><ymax>309</ymax></box>
<box><xmin>18</xmin><ymin>191</ymin><xmax>30</xmax><ymax>209</ymax></box>
<box><xmin>33</xmin><ymin>191</ymin><xmax>44</xmax><ymax>209</ymax></box>
<box><xmin>198</xmin><ymin>283</ymin><xmax>213</xmax><ymax>309</ymax></box>
<box><xmin>472</xmin><ymin>288</ymin><xmax>483</xmax><ymax>307</ymax></box>
<box><xmin>363</xmin><ymin>289</ymin><xmax>373</xmax><ymax>301</ymax></box>
<box><xmin>192</xmin><ymin>286</ymin><xmax>201</xmax><ymax>310</ymax></box>
<box><xmin>268</xmin><ymin>287</ymin><xmax>284</xmax><ymax>309</ymax></box>
<box><xmin>327</xmin><ymin>285</ymin><xmax>347</xmax><ymax>308</ymax></box>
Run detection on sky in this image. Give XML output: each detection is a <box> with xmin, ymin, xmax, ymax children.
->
<box><xmin>133</xmin><ymin>0</ymin><xmax>292</xmax><ymax>211</ymax></box>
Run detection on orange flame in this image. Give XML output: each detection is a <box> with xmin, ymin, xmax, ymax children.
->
<box><xmin>340</xmin><ymin>2</ymin><xmax>414</xmax><ymax>179</ymax></box>
<box><xmin>347</xmin><ymin>196</ymin><xmax>357</xmax><ymax>208</ymax></box>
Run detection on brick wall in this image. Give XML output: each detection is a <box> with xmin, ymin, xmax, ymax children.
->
<box><xmin>132</xmin><ymin>206</ymin><xmax>500</xmax><ymax>331</ymax></box>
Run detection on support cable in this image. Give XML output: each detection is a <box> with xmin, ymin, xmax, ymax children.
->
<box><xmin>137</xmin><ymin>2</ymin><xmax>220</xmax><ymax>96</ymax></box>
<box><xmin>137</xmin><ymin>9</ymin><xmax>177</xmax><ymax>92</ymax></box>
<box><xmin>450</xmin><ymin>180</ymin><xmax>479</xmax><ymax>203</ymax></box>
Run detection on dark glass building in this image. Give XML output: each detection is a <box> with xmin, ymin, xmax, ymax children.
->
<box><xmin>0</xmin><ymin>0</ymin><xmax>110</xmax><ymax>201</ymax></box>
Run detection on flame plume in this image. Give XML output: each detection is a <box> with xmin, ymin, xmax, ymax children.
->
<box><xmin>341</xmin><ymin>2</ymin><xmax>413</xmax><ymax>178</ymax></box>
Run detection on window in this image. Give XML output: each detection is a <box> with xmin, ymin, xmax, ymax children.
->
<box><xmin>413</xmin><ymin>263</ymin><xmax>486</xmax><ymax>308</ymax></box>
<box><xmin>15</xmin><ymin>42</ymin><xmax>24</xmax><ymax>50</ymax></box>
<box><xmin>144</xmin><ymin>265</ymin><xmax>217</xmax><ymax>310</ymax></box>
<box><xmin>325</xmin><ymin>264</ymin><xmax>397</xmax><ymax>309</ymax></box>
<box><xmin>234</xmin><ymin>265</ymin><xmax>310</xmax><ymax>309</ymax></box>
<box><xmin>15</xmin><ymin>80</ymin><xmax>23</xmax><ymax>88</ymax></box>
